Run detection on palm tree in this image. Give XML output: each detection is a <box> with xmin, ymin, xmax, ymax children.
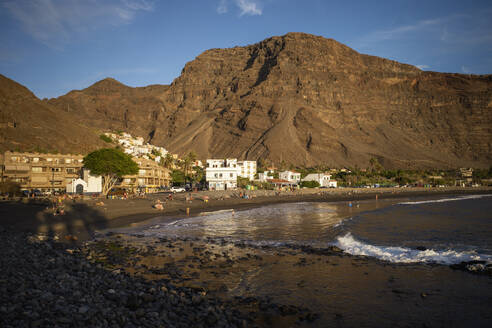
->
<box><xmin>182</xmin><ymin>151</ymin><xmax>197</xmax><ymax>181</ymax></box>
<box><xmin>160</xmin><ymin>153</ymin><xmax>175</xmax><ymax>169</ymax></box>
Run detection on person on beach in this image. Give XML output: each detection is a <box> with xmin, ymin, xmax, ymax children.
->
<box><xmin>153</xmin><ymin>199</ymin><xmax>164</xmax><ymax>210</ymax></box>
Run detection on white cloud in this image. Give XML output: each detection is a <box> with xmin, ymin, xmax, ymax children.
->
<box><xmin>3</xmin><ymin>0</ymin><xmax>154</xmax><ymax>49</ymax></box>
<box><xmin>236</xmin><ymin>0</ymin><xmax>262</xmax><ymax>16</ymax></box>
<box><xmin>217</xmin><ymin>0</ymin><xmax>262</xmax><ymax>16</ymax></box>
<box><xmin>416</xmin><ymin>65</ymin><xmax>430</xmax><ymax>70</ymax></box>
<box><xmin>363</xmin><ymin>18</ymin><xmax>448</xmax><ymax>43</ymax></box>
<box><xmin>217</xmin><ymin>0</ymin><xmax>228</xmax><ymax>14</ymax></box>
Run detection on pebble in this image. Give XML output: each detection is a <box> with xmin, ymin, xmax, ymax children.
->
<box><xmin>0</xmin><ymin>229</ymin><xmax>249</xmax><ymax>327</ymax></box>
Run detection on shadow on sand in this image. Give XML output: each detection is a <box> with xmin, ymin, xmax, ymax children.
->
<box><xmin>0</xmin><ymin>198</ymin><xmax>109</xmax><ymax>243</ymax></box>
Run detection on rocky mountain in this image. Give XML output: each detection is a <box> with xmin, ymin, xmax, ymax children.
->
<box><xmin>0</xmin><ymin>74</ymin><xmax>106</xmax><ymax>154</ymax></box>
<box><xmin>5</xmin><ymin>32</ymin><xmax>492</xmax><ymax>168</ymax></box>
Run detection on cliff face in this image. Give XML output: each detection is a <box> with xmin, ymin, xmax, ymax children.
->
<box><xmin>27</xmin><ymin>33</ymin><xmax>492</xmax><ymax>167</ymax></box>
<box><xmin>0</xmin><ymin>74</ymin><xmax>106</xmax><ymax>154</ymax></box>
<box><xmin>158</xmin><ymin>32</ymin><xmax>492</xmax><ymax>168</ymax></box>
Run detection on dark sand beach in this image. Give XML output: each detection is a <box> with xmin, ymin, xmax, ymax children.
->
<box><xmin>1</xmin><ymin>187</ymin><xmax>491</xmax><ymax>242</ymax></box>
<box><xmin>1</xmin><ymin>187</ymin><xmax>491</xmax><ymax>327</ymax></box>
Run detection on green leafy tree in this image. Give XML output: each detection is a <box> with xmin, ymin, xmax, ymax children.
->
<box><xmin>170</xmin><ymin>170</ymin><xmax>185</xmax><ymax>185</ymax></box>
<box><xmin>99</xmin><ymin>134</ymin><xmax>112</xmax><ymax>143</ymax></box>
<box><xmin>237</xmin><ymin>176</ymin><xmax>250</xmax><ymax>188</ymax></box>
<box><xmin>191</xmin><ymin>166</ymin><xmax>205</xmax><ymax>184</ymax></box>
<box><xmin>151</xmin><ymin>149</ymin><xmax>162</xmax><ymax>157</ymax></box>
<box><xmin>83</xmin><ymin>148</ymin><xmax>139</xmax><ymax>196</ymax></box>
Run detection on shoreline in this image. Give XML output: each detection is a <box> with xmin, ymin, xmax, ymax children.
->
<box><xmin>0</xmin><ymin>187</ymin><xmax>491</xmax><ymax>242</ymax></box>
<box><xmin>2</xmin><ymin>188</ymin><xmax>491</xmax><ymax>327</ymax></box>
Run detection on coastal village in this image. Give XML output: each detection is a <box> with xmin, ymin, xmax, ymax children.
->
<box><xmin>0</xmin><ymin>131</ymin><xmax>489</xmax><ymax>197</ymax></box>
<box><xmin>0</xmin><ymin>131</ymin><xmax>343</xmax><ymax>196</ymax></box>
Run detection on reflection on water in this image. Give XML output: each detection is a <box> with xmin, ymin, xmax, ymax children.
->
<box><xmin>113</xmin><ymin>195</ymin><xmax>492</xmax><ymax>265</ymax></box>
<box><xmin>129</xmin><ymin>200</ymin><xmax>395</xmax><ymax>247</ymax></box>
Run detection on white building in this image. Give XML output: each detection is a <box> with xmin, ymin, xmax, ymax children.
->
<box><xmin>66</xmin><ymin>169</ymin><xmax>102</xmax><ymax>194</ymax></box>
<box><xmin>205</xmin><ymin>159</ymin><xmax>238</xmax><ymax>190</ymax></box>
<box><xmin>302</xmin><ymin>173</ymin><xmax>337</xmax><ymax>188</ymax></box>
<box><xmin>237</xmin><ymin>160</ymin><xmax>257</xmax><ymax>181</ymax></box>
<box><xmin>279</xmin><ymin>171</ymin><xmax>301</xmax><ymax>183</ymax></box>
<box><xmin>257</xmin><ymin>170</ymin><xmax>274</xmax><ymax>182</ymax></box>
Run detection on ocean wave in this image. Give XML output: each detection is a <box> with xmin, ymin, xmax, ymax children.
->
<box><xmin>398</xmin><ymin>194</ymin><xmax>491</xmax><ymax>205</ymax></box>
<box><xmin>335</xmin><ymin>233</ymin><xmax>492</xmax><ymax>265</ymax></box>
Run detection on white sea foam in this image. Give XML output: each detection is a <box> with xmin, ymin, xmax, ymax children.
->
<box><xmin>335</xmin><ymin>233</ymin><xmax>492</xmax><ymax>265</ymax></box>
<box><xmin>398</xmin><ymin>194</ymin><xmax>491</xmax><ymax>205</ymax></box>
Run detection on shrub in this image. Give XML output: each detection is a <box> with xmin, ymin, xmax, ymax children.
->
<box><xmin>99</xmin><ymin>134</ymin><xmax>113</xmax><ymax>143</ymax></box>
<box><xmin>300</xmin><ymin>181</ymin><xmax>320</xmax><ymax>188</ymax></box>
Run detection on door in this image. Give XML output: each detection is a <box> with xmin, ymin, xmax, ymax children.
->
<box><xmin>76</xmin><ymin>184</ymin><xmax>84</xmax><ymax>194</ymax></box>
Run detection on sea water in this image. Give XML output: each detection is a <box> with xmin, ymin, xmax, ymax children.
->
<box><xmin>111</xmin><ymin>194</ymin><xmax>492</xmax><ymax>327</ymax></box>
<box><xmin>126</xmin><ymin>194</ymin><xmax>492</xmax><ymax>265</ymax></box>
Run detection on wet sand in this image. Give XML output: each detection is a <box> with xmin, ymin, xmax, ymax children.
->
<box><xmin>85</xmin><ymin>232</ymin><xmax>492</xmax><ymax>327</ymax></box>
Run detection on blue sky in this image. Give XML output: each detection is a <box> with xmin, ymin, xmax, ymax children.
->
<box><xmin>1</xmin><ymin>0</ymin><xmax>491</xmax><ymax>99</ymax></box>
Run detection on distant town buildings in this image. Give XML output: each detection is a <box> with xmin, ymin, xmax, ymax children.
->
<box><xmin>302</xmin><ymin>173</ymin><xmax>337</xmax><ymax>188</ymax></box>
<box><xmin>237</xmin><ymin>160</ymin><xmax>257</xmax><ymax>181</ymax></box>
<box><xmin>104</xmin><ymin>132</ymin><xmax>170</xmax><ymax>162</ymax></box>
<box><xmin>279</xmin><ymin>170</ymin><xmax>301</xmax><ymax>183</ymax></box>
<box><xmin>205</xmin><ymin>159</ymin><xmax>238</xmax><ymax>190</ymax></box>
<box><xmin>0</xmin><ymin>150</ymin><xmax>170</xmax><ymax>194</ymax></box>
<box><xmin>118</xmin><ymin>157</ymin><xmax>170</xmax><ymax>193</ymax></box>
<box><xmin>258</xmin><ymin>170</ymin><xmax>274</xmax><ymax>182</ymax></box>
<box><xmin>0</xmin><ymin>151</ymin><xmax>84</xmax><ymax>192</ymax></box>
<box><xmin>66</xmin><ymin>169</ymin><xmax>102</xmax><ymax>194</ymax></box>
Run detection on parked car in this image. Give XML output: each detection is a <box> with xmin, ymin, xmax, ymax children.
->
<box><xmin>170</xmin><ymin>186</ymin><xmax>186</xmax><ymax>193</ymax></box>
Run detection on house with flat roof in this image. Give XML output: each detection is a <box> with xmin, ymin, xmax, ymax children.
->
<box><xmin>302</xmin><ymin>173</ymin><xmax>337</xmax><ymax>188</ymax></box>
<box><xmin>279</xmin><ymin>170</ymin><xmax>301</xmax><ymax>184</ymax></box>
<box><xmin>205</xmin><ymin>159</ymin><xmax>238</xmax><ymax>190</ymax></box>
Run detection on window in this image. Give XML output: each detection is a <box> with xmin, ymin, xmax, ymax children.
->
<box><xmin>219</xmin><ymin>173</ymin><xmax>223</xmax><ymax>178</ymax></box>
<box><xmin>214</xmin><ymin>173</ymin><xmax>218</xmax><ymax>178</ymax></box>
<box><xmin>65</xmin><ymin>159</ymin><xmax>72</xmax><ymax>164</ymax></box>
<box><xmin>32</xmin><ymin>157</ymin><xmax>39</xmax><ymax>163</ymax></box>
<box><xmin>230</xmin><ymin>173</ymin><xmax>233</xmax><ymax>177</ymax></box>
<box><xmin>66</xmin><ymin>168</ymin><xmax>75</xmax><ymax>174</ymax></box>
<box><xmin>32</xmin><ymin>167</ymin><xmax>42</xmax><ymax>173</ymax></box>
<box><xmin>11</xmin><ymin>157</ymin><xmax>17</xmax><ymax>162</ymax></box>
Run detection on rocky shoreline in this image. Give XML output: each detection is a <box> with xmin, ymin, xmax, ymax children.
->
<box><xmin>0</xmin><ymin>228</ymin><xmax>322</xmax><ymax>328</ymax></box>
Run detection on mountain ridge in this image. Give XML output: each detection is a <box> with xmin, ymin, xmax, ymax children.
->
<box><xmin>2</xmin><ymin>32</ymin><xmax>491</xmax><ymax>168</ymax></box>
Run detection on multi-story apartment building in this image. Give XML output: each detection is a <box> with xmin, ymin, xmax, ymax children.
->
<box><xmin>237</xmin><ymin>160</ymin><xmax>257</xmax><ymax>181</ymax></box>
<box><xmin>0</xmin><ymin>151</ymin><xmax>84</xmax><ymax>192</ymax></box>
<box><xmin>118</xmin><ymin>157</ymin><xmax>170</xmax><ymax>193</ymax></box>
<box><xmin>205</xmin><ymin>159</ymin><xmax>238</xmax><ymax>190</ymax></box>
